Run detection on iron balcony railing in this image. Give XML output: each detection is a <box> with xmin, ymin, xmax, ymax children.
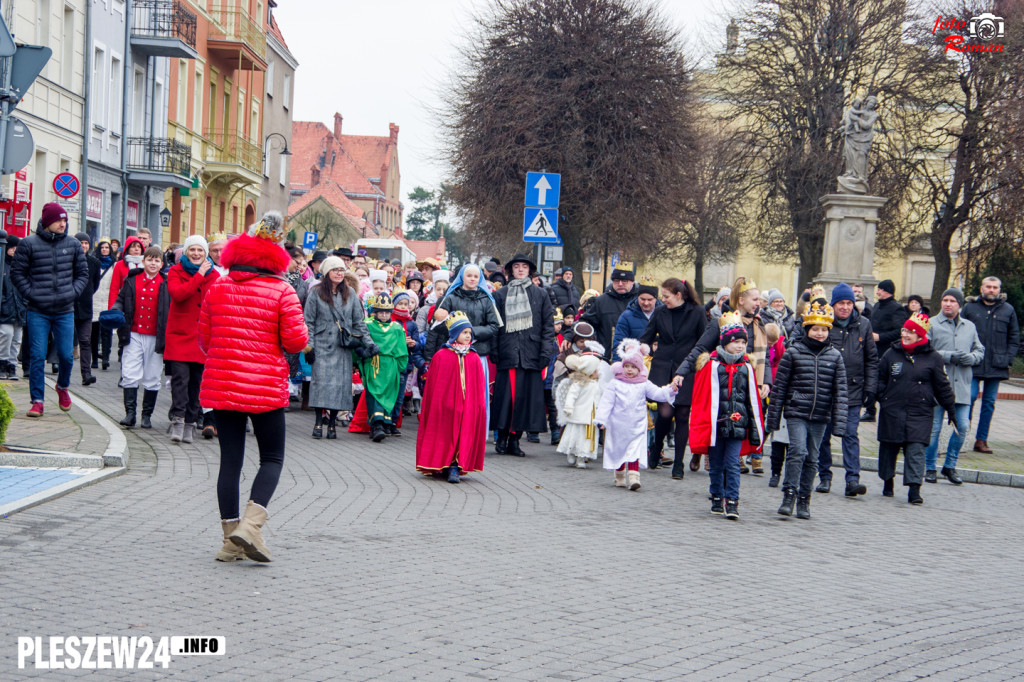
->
<box><xmin>204</xmin><ymin>129</ymin><xmax>262</xmax><ymax>175</ymax></box>
<box><xmin>131</xmin><ymin>0</ymin><xmax>198</xmax><ymax>48</ymax></box>
<box><xmin>208</xmin><ymin>4</ymin><xmax>266</xmax><ymax>61</ymax></box>
<box><xmin>126</xmin><ymin>137</ymin><xmax>192</xmax><ymax>177</ymax></box>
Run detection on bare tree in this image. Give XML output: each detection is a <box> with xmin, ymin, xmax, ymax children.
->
<box><xmin>717</xmin><ymin>0</ymin><xmax>952</xmax><ymax>284</ymax></box>
<box><xmin>291</xmin><ymin>202</ymin><xmax>358</xmax><ymax>250</ymax></box>
<box><xmin>441</xmin><ymin>0</ymin><xmax>696</xmax><ymax>274</ymax></box>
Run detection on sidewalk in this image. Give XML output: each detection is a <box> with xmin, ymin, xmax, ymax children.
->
<box><xmin>0</xmin><ymin>378</ymin><xmax>126</xmax><ymax>516</ymax></box>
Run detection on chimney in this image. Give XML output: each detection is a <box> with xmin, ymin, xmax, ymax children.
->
<box><xmin>310</xmin><ymin>166</ymin><xmax>321</xmax><ymax>187</ymax></box>
<box><xmin>333</xmin><ymin>112</ymin><xmax>343</xmax><ymax>139</ymax></box>
<box><xmin>389</xmin><ymin>123</ymin><xmax>399</xmax><ymax>144</ymax></box>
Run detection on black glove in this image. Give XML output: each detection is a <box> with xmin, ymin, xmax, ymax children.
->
<box><xmin>356</xmin><ymin>343</ymin><xmax>380</xmax><ymax>359</ymax></box>
<box><xmin>949</xmin><ymin>351</ymin><xmax>966</xmax><ymax>366</ymax></box>
<box><xmin>863</xmin><ymin>392</ymin><xmax>875</xmax><ymax>408</ymax></box>
<box><xmin>947</xmin><ymin>411</ymin><xmax>957</xmax><ymax>427</ymax></box>
<box><xmin>304</xmin><ymin>348</ymin><xmax>316</xmax><ymax>365</ymax></box>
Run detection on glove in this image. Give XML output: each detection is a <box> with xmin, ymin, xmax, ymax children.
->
<box><xmin>949</xmin><ymin>351</ymin><xmax>966</xmax><ymax>366</ymax></box>
<box><xmin>356</xmin><ymin>343</ymin><xmax>380</xmax><ymax>359</ymax></box>
<box><xmin>304</xmin><ymin>348</ymin><xmax>316</xmax><ymax>365</ymax></box>
<box><xmin>863</xmin><ymin>392</ymin><xmax>875</xmax><ymax>408</ymax></box>
<box><xmin>947</xmin><ymin>412</ymin><xmax>961</xmax><ymax>435</ymax></box>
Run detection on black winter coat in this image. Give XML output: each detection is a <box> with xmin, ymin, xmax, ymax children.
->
<box><xmin>877</xmin><ymin>341</ymin><xmax>956</xmax><ymax>444</ymax></box>
<box><xmin>713</xmin><ymin>359</ymin><xmax>761</xmax><ymax>446</ymax></box>
<box><xmin>581</xmin><ymin>284</ymin><xmax>637</xmax><ymax>360</ymax></box>
<box><xmin>870</xmin><ymin>297</ymin><xmax>908</xmax><ymax>349</ymax></box>
<box><xmin>639</xmin><ymin>302</ymin><xmax>706</xmax><ymax>405</ymax></box>
<box><xmin>75</xmin><ymin>255</ymin><xmax>101</xmax><ymax>322</ymax></box>
<box><xmin>438</xmin><ymin>286</ymin><xmax>501</xmax><ymax>358</ymax></box>
<box><xmin>10</xmin><ymin>224</ymin><xmax>89</xmax><ymax>315</ymax></box>
<box><xmin>766</xmin><ymin>337</ymin><xmax>848</xmax><ymax>432</ymax></box>
<box><xmin>676</xmin><ymin>312</ymin><xmax>774</xmax><ymax>386</ymax></box>
<box><xmin>112</xmin><ymin>270</ymin><xmax>171</xmax><ymax>354</ymax></box>
<box><xmin>550</xmin><ymin>278</ymin><xmax>580</xmax><ymax>311</ymax></box>
<box><xmin>826</xmin><ymin>311</ymin><xmax>878</xmax><ymax>403</ymax></box>
<box><xmin>0</xmin><ymin>260</ymin><xmax>27</xmax><ymax>326</ymax></box>
<box><xmin>492</xmin><ymin>283</ymin><xmax>555</xmax><ymax>371</ymax></box>
<box><xmin>962</xmin><ymin>297</ymin><xmax>1020</xmax><ymax>380</ymax></box>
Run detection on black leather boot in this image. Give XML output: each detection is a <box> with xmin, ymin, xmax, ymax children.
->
<box><xmin>140</xmin><ymin>390</ymin><xmax>158</xmax><ymax>429</ymax></box>
<box><xmin>119</xmin><ymin>388</ymin><xmax>138</xmax><ymax>428</ymax></box>
<box><xmin>550</xmin><ymin>427</ymin><xmax>562</xmax><ymax>446</ymax></box>
<box><xmin>925</xmin><ymin>469</ymin><xmax>938</xmax><ymax>484</ymax></box>
<box><xmin>883</xmin><ymin>478</ymin><xmax>894</xmax><ymax>497</ymax></box>
<box><xmin>447</xmin><ymin>463</ymin><xmax>460</xmax><ymax>484</ymax></box>
<box><xmin>495</xmin><ymin>430</ymin><xmax>509</xmax><ymax>454</ymax></box>
<box><xmin>508</xmin><ymin>432</ymin><xmax>525</xmax><ymax>457</ymax></box>
<box><xmin>815</xmin><ymin>478</ymin><xmax>831</xmax><ymax>494</ymax></box>
<box><xmin>941</xmin><ymin>467</ymin><xmax>963</xmax><ymax>485</ymax></box>
<box><xmin>796</xmin><ymin>496</ymin><xmax>811</xmax><ymax>519</ymax></box>
<box><xmin>908</xmin><ymin>484</ymin><xmax>923</xmax><ymax>505</ymax></box>
<box><xmin>777</xmin><ymin>489</ymin><xmax>796</xmax><ymax>517</ymax></box>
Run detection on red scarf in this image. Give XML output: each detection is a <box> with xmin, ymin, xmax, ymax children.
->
<box><xmin>391</xmin><ymin>309</ymin><xmax>412</xmax><ymax>323</ymax></box>
<box><xmin>901</xmin><ymin>337</ymin><xmax>928</xmax><ymax>352</ymax></box>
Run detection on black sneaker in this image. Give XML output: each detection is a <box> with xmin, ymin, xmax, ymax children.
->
<box><xmin>388</xmin><ymin>425</ymin><xmax>402</xmax><ymax>437</ymax></box>
<box><xmin>795</xmin><ymin>497</ymin><xmax>811</xmax><ymax>519</ymax></box>
<box><xmin>526</xmin><ymin>432</ymin><xmax>540</xmax><ymax>443</ymax></box>
<box><xmin>845</xmin><ymin>481</ymin><xmax>867</xmax><ymax>497</ymax></box>
<box><xmin>724</xmin><ymin>500</ymin><xmax>739</xmax><ymax>520</ymax></box>
<box><xmin>882</xmin><ymin>478</ymin><xmax>894</xmax><ymax>497</ymax></box>
<box><xmin>710</xmin><ymin>497</ymin><xmax>725</xmax><ymax>515</ymax></box>
<box><xmin>941</xmin><ymin>467</ymin><xmax>963</xmax><ymax>485</ymax></box>
<box><xmin>815</xmin><ymin>478</ymin><xmax>831</xmax><ymax>494</ymax></box>
<box><xmin>925</xmin><ymin>469</ymin><xmax>938</xmax><ymax>484</ymax></box>
<box><xmin>768</xmin><ymin>473</ymin><xmax>780</xmax><ymax>488</ymax></box>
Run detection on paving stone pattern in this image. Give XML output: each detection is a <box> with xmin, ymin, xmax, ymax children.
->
<box><xmin>0</xmin><ymin>466</ymin><xmax>87</xmax><ymax>506</ymax></box>
<box><xmin>2</xmin><ymin>373</ymin><xmax>1024</xmax><ymax>679</ymax></box>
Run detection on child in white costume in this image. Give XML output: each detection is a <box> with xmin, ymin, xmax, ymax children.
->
<box><xmin>595</xmin><ymin>339</ymin><xmax>677</xmax><ymax>491</ymax></box>
<box><xmin>555</xmin><ymin>353</ymin><xmax>603</xmax><ymax>468</ymax></box>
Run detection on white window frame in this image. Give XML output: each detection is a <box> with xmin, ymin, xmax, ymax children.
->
<box><xmin>279</xmin><ymin>152</ymin><xmax>288</xmax><ymax>187</ymax></box>
<box><xmin>265</xmin><ymin>59</ymin><xmax>274</xmax><ymax>97</ymax></box>
<box><xmin>282</xmin><ymin>73</ymin><xmax>291</xmax><ymax>110</ymax></box>
<box><xmin>109</xmin><ymin>52</ymin><xmax>124</xmax><ymax>134</ymax></box>
<box><xmin>92</xmin><ymin>43</ymin><xmax>107</xmax><ymax>129</ymax></box>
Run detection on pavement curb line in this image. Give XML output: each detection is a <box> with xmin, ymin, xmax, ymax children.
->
<box><xmin>45</xmin><ymin>378</ymin><xmax>129</xmax><ymax>467</ymax></box>
<box><xmin>0</xmin><ymin>446</ymin><xmax>104</xmax><ymax>468</ymax></box>
<box><xmin>847</xmin><ymin>456</ymin><xmax>1024</xmax><ymax>489</ymax></box>
<box><xmin>0</xmin><ymin>466</ymin><xmax>125</xmax><ymax>517</ymax></box>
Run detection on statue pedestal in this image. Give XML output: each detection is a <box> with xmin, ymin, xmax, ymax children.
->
<box><xmin>816</xmin><ymin>193</ymin><xmax>888</xmax><ymax>294</ymax></box>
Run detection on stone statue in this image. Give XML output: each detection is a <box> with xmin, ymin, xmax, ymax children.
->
<box><xmin>837</xmin><ymin>95</ymin><xmax>878</xmax><ymax>195</ymax></box>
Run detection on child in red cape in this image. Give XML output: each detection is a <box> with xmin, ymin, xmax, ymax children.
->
<box><xmin>415</xmin><ymin>311</ymin><xmax>488</xmax><ymax>483</ymax></box>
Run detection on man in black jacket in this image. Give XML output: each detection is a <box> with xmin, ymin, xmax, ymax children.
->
<box><xmin>582</xmin><ymin>262</ymin><xmax>637</xmax><ymax>361</ymax></box>
<box><xmin>815</xmin><ymin>283</ymin><xmax>878</xmax><ymax>496</ymax></box>
<box><xmin>963</xmin><ymin>276</ymin><xmax>1021</xmax><ymax>453</ymax></box>
<box><xmin>74</xmin><ymin>233</ymin><xmax>101</xmax><ymax>386</ymax></box>
<box><xmin>11</xmin><ymin>203</ymin><xmax>90</xmax><ymax>417</ymax></box>
<box><xmin>550</xmin><ymin>267</ymin><xmax>580</xmax><ymax>311</ymax></box>
<box><xmin>861</xmin><ymin>279</ymin><xmax>907</xmax><ymax>422</ymax></box>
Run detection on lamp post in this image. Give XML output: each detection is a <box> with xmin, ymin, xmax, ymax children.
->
<box><xmin>262</xmin><ymin>132</ymin><xmax>291</xmax><ymax>162</ymax></box>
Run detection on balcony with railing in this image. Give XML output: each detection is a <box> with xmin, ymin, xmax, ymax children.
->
<box><xmin>207</xmin><ymin>3</ymin><xmax>267</xmax><ymax>70</ymax></box>
<box><xmin>130</xmin><ymin>0</ymin><xmax>199</xmax><ymax>59</ymax></box>
<box><xmin>202</xmin><ymin>129</ymin><xmax>263</xmax><ymax>186</ymax></box>
<box><xmin>126</xmin><ymin>137</ymin><xmax>193</xmax><ymax>189</ymax></box>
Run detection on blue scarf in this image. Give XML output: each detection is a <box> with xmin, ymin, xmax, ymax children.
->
<box><xmin>98</xmin><ymin>255</ymin><xmax>113</xmax><ymax>270</ymax></box>
<box><xmin>182</xmin><ymin>256</ymin><xmax>213</xmax><ymax>275</ymax></box>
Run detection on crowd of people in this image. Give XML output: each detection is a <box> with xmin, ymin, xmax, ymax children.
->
<box><xmin>4</xmin><ymin>201</ymin><xmax>1021</xmax><ymax>559</ymax></box>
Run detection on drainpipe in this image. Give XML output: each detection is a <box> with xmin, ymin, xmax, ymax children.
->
<box><xmin>120</xmin><ymin>0</ymin><xmax>132</xmax><ymax>239</ymax></box>
<box><xmin>81</xmin><ymin>0</ymin><xmax>91</xmax><ymax>227</ymax></box>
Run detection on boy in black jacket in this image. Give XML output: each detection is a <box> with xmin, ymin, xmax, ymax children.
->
<box><xmin>766</xmin><ymin>303</ymin><xmax>848</xmax><ymax>519</ymax></box>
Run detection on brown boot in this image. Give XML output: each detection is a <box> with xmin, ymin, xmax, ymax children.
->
<box><xmin>215</xmin><ymin>520</ymin><xmax>246</xmax><ymax>562</ymax></box>
<box><xmin>229</xmin><ymin>501</ymin><xmax>272</xmax><ymax>562</ymax></box>
<box><xmin>973</xmin><ymin>439</ymin><xmax>992</xmax><ymax>454</ymax></box>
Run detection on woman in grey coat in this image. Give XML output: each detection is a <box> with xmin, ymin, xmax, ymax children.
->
<box><xmin>303</xmin><ymin>256</ymin><xmax>369</xmax><ymax>439</ymax></box>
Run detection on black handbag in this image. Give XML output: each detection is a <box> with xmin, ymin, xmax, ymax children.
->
<box><xmin>328</xmin><ymin>302</ymin><xmax>363</xmax><ymax>349</ymax></box>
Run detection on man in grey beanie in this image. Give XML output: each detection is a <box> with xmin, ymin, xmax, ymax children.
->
<box><xmin>926</xmin><ymin>287</ymin><xmax>983</xmax><ymax>484</ymax></box>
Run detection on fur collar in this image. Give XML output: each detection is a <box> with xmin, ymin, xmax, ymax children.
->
<box><xmin>221</xmin><ymin>234</ymin><xmax>289</xmax><ymax>274</ymax></box>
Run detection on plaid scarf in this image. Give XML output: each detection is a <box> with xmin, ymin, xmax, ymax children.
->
<box><xmin>504</xmin><ymin>278</ymin><xmax>534</xmax><ymax>333</ymax></box>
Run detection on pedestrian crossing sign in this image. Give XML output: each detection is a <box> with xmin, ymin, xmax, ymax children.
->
<box><xmin>523</xmin><ymin>207</ymin><xmax>560</xmax><ymax>245</ymax></box>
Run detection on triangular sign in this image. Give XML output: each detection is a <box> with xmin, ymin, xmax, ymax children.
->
<box><xmin>525</xmin><ymin>210</ymin><xmax>553</xmax><ymax>238</ymax></box>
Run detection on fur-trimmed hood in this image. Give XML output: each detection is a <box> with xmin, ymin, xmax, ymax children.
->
<box><xmin>221</xmin><ymin>233</ymin><xmax>290</xmax><ymax>275</ymax></box>
<box><xmin>965</xmin><ymin>293</ymin><xmax>1008</xmax><ymax>303</ymax></box>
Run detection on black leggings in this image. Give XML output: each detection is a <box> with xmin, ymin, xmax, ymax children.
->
<box><xmin>652</xmin><ymin>402</ymin><xmax>690</xmax><ymax>467</ymax></box>
<box><xmin>215</xmin><ymin>408</ymin><xmax>286</xmax><ymax>519</ymax></box>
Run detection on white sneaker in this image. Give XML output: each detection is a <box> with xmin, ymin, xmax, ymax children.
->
<box><xmin>575</xmin><ymin>458</ymin><xmax>588</xmax><ymax>469</ymax></box>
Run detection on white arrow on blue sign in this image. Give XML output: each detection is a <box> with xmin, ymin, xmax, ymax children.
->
<box><xmin>523</xmin><ymin>207</ymin><xmax>560</xmax><ymax>245</ymax></box>
<box><xmin>525</xmin><ymin>172</ymin><xmax>560</xmax><ymax>209</ymax></box>
<box><xmin>302</xmin><ymin>231</ymin><xmax>318</xmax><ymax>250</ymax></box>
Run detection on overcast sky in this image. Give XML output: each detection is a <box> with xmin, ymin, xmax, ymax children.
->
<box><xmin>273</xmin><ymin>0</ymin><xmax>739</xmax><ymax>224</ymax></box>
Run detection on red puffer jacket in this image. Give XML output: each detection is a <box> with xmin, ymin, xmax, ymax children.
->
<box><xmin>198</xmin><ymin>234</ymin><xmax>309</xmax><ymax>413</ymax></box>
<box><xmin>164</xmin><ymin>262</ymin><xmax>219</xmax><ymax>363</ymax></box>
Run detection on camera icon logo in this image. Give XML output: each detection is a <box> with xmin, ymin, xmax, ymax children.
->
<box><xmin>969</xmin><ymin>13</ymin><xmax>1004</xmax><ymax>41</ymax></box>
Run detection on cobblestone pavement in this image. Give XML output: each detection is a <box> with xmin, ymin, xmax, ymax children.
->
<box><xmin>2</xmin><ymin>373</ymin><xmax>1023</xmax><ymax>680</ymax></box>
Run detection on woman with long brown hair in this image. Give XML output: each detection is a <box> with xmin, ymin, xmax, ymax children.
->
<box><xmin>639</xmin><ymin>278</ymin><xmax>706</xmax><ymax>478</ymax></box>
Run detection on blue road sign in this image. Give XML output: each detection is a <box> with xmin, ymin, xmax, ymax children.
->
<box><xmin>523</xmin><ymin>207</ymin><xmax>561</xmax><ymax>245</ymax></box>
<box><xmin>525</xmin><ymin>172</ymin><xmax>560</xmax><ymax>209</ymax></box>
<box><xmin>302</xmin><ymin>231</ymin><xmax>318</xmax><ymax>250</ymax></box>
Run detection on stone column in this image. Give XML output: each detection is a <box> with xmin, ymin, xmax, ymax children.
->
<box><xmin>816</xmin><ymin>193</ymin><xmax>888</xmax><ymax>295</ymax></box>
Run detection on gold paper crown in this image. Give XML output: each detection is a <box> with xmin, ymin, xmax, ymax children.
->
<box><xmin>905</xmin><ymin>311</ymin><xmax>931</xmax><ymax>334</ymax></box>
<box><xmin>614</xmin><ymin>261</ymin><xmax>634</xmax><ymax>272</ymax></box>
<box><xmin>809</xmin><ymin>284</ymin><xmax>826</xmax><ymax>302</ymax></box>
<box><xmin>368</xmin><ymin>293</ymin><xmax>394</xmax><ymax>311</ymax></box>
<box><xmin>737</xmin><ymin>279</ymin><xmax>758</xmax><ymax>294</ymax></box>
<box><xmin>445</xmin><ymin>310</ymin><xmax>470</xmax><ymax>330</ymax></box>
<box><xmin>638</xmin><ymin>275</ymin><xmax>658</xmax><ymax>287</ymax></box>
<box><xmin>802</xmin><ymin>302</ymin><xmax>835</xmax><ymax>329</ymax></box>
<box><xmin>554</xmin><ymin>307</ymin><xmax>563</xmax><ymax>322</ymax></box>
<box><xmin>207</xmin><ymin>232</ymin><xmax>229</xmax><ymax>245</ymax></box>
<box><xmin>250</xmin><ymin>211</ymin><xmax>286</xmax><ymax>243</ymax></box>
<box><xmin>719</xmin><ymin>310</ymin><xmax>744</xmax><ymax>329</ymax></box>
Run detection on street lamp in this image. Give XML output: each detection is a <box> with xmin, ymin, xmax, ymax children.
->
<box><xmin>159</xmin><ymin>207</ymin><xmax>172</xmax><ymax>227</ymax></box>
<box><xmin>263</xmin><ymin>132</ymin><xmax>291</xmax><ymax>161</ymax></box>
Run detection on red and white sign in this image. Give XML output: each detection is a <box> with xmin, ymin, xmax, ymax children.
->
<box><xmin>126</xmin><ymin>200</ymin><xmax>139</xmax><ymax>229</ymax></box>
<box><xmin>86</xmin><ymin>189</ymin><xmax>103</xmax><ymax>220</ymax></box>
<box><xmin>15</xmin><ymin>169</ymin><xmax>27</xmax><ymax>181</ymax></box>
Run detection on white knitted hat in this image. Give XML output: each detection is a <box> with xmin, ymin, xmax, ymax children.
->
<box><xmin>182</xmin><ymin>234</ymin><xmax>209</xmax><ymax>255</ymax></box>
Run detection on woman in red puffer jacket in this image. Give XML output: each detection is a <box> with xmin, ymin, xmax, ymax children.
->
<box><xmin>199</xmin><ymin>213</ymin><xmax>308</xmax><ymax>564</ymax></box>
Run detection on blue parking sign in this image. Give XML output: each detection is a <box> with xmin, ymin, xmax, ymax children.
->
<box><xmin>302</xmin><ymin>232</ymin><xmax>317</xmax><ymax>250</ymax></box>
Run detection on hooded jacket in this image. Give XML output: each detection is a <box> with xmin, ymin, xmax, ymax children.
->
<box><xmin>962</xmin><ymin>295</ymin><xmax>1020</xmax><ymax>380</ymax></box>
<box><xmin>198</xmin><ymin>235</ymin><xmax>309</xmax><ymax>412</ymax></box>
<box><xmin>106</xmin><ymin>236</ymin><xmax>145</xmax><ymax>309</ymax></box>
<box><xmin>10</xmin><ymin>223</ymin><xmax>90</xmax><ymax>315</ymax></box>
<box><xmin>613</xmin><ymin>297</ymin><xmax>662</xmax><ymax>359</ymax></box>
<box><xmin>438</xmin><ymin>285</ymin><xmax>501</xmax><ymax>358</ymax></box>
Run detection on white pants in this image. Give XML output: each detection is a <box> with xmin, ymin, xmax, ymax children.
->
<box><xmin>0</xmin><ymin>323</ymin><xmax>22</xmax><ymax>365</ymax></box>
<box><xmin>120</xmin><ymin>333</ymin><xmax>163</xmax><ymax>391</ymax></box>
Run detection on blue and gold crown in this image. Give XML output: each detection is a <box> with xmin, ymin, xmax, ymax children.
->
<box><xmin>445</xmin><ymin>310</ymin><xmax>470</xmax><ymax>330</ymax></box>
<box><xmin>368</xmin><ymin>293</ymin><xmax>394</xmax><ymax>311</ymax></box>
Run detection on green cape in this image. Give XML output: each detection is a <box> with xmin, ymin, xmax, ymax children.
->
<box><xmin>358</xmin><ymin>318</ymin><xmax>410</xmax><ymax>413</ymax></box>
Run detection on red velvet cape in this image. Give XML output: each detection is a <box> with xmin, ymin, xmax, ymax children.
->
<box><xmin>415</xmin><ymin>346</ymin><xmax>488</xmax><ymax>474</ymax></box>
<box><xmin>689</xmin><ymin>352</ymin><xmax>764</xmax><ymax>457</ymax></box>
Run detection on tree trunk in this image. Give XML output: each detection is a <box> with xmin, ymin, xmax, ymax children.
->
<box><xmin>561</xmin><ymin>222</ymin><xmax>584</xmax><ymax>282</ymax></box>
<box><xmin>694</xmin><ymin>256</ymin><xmax>705</xmax><ymax>300</ymax></box>
<box><xmin>796</xmin><ymin>224</ymin><xmax>824</xmax><ymax>292</ymax></box>
<box><xmin>929</xmin><ymin>225</ymin><xmax>955</xmax><ymax>311</ymax></box>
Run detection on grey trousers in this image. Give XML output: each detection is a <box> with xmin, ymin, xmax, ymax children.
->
<box><xmin>0</xmin><ymin>323</ymin><xmax>22</xmax><ymax>365</ymax></box>
<box><xmin>783</xmin><ymin>418</ymin><xmax>827</xmax><ymax>497</ymax></box>
<box><xmin>877</xmin><ymin>441</ymin><xmax>925</xmax><ymax>486</ymax></box>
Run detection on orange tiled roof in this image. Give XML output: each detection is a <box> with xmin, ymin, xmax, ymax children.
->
<box><xmin>290</xmin><ymin>120</ymin><xmax>385</xmax><ymax>198</ymax></box>
<box><xmin>287</xmin><ymin>181</ymin><xmax>366</xmax><ymax>219</ymax></box>
<box><xmin>268</xmin><ymin>13</ymin><xmax>289</xmax><ymax>49</ymax></box>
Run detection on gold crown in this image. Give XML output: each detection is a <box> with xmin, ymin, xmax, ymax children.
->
<box><xmin>809</xmin><ymin>284</ymin><xmax>826</xmax><ymax>303</ymax></box>
<box><xmin>207</xmin><ymin>232</ymin><xmax>229</xmax><ymax>245</ymax></box>
<box><xmin>368</xmin><ymin>293</ymin><xmax>393</xmax><ymax>310</ymax></box>
<box><xmin>802</xmin><ymin>302</ymin><xmax>835</xmax><ymax>329</ymax></box>
<box><xmin>614</xmin><ymin>261</ymin><xmax>634</xmax><ymax>272</ymax></box>
<box><xmin>554</xmin><ymin>307</ymin><xmax>563</xmax><ymax>321</ymax></box>
<box><xmin>638</xmin><ymin>275</ymin><xmax>658</xmax><ymax>287</ymax></box>
<box><xmin>445</xmin><ymin>310</ymin><xmax>470</xmax><ymax>329</ymax></box>
<box><xmin>251</xmin><ymin>211</ymin><xmax>286</xmax><ymax>242</ymax></box>
<box><xmin>737</xmin><ymin>279</ymin><xmax>758</xmax><ymax>294</ymax></box>
<box><xmin>906</xmin><ymin>311</ymin><xmax>931</xmax><ymax>334</ymax></box>
<box><xmin>719</xmin><ymin>310</ymin><xmax>744</xmax><ymax>329</ymax></box>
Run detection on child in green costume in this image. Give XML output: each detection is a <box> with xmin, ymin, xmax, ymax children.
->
<box><xmin>361</xmin><ymin>293</ymin><xmax>409</xmax><ymax>442</ymax></box>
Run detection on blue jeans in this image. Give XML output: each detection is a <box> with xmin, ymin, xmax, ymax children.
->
<box><xmin>784</xmin><ymin>418</ymin><xmax>827</xmax><ymax>497</ymax></box>
<box><xmin>926</xmin><ymin>404</ymin><xmax>971</xmax><ymax>470</ymax></box>
<box><xmin>817</xmin><ymin>405</ymin><xmax>862</xmax><ymax>483</ymax></box>
<box><xmin>708</xmin><ymin>437</ymin><xmax>743</xmax><ymax>501</ymax></box>
<box><xmin>970</xmin><ymin>378</ymin><xmax>1000</xmax><ymax>442</ymax></box>
<box><xmin>26</xmin><ymin>310</ymin><xmax>74</xmax><ymax>402</ymax></box>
